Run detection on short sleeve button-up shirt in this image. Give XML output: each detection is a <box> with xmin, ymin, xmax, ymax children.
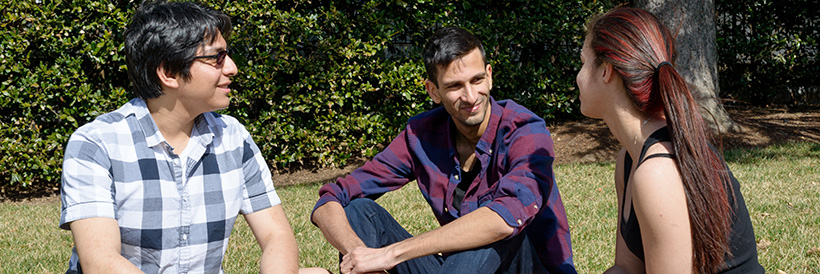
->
<box><xmin>60</xmin><ymin>98</ymin><xmax>280</xmax><ymax>274</ymax></box>
<box><xmin>312</xmin><ymin>98</ymin><xmax>576</xmax><ymax>273</ymax></box>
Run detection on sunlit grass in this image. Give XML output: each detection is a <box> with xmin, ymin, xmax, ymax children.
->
<box><xmin>724</xmin><ymin>142</ymin><xmax>820</xmax><ymax>273</ymax></box>
<box><xmin>0</xmin><ymin>201</ymin><xmax>72</xmax><ymax>274</ymax></box>
<box><xmin>1</xmin><ymin>142</ymin><xmax>817</xmax><ymax>273</ymax></box>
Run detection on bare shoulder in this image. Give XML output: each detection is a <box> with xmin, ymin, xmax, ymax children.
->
<box><xmin>630</xmin><ymin>143</ymin><xmax>693</xmax><ymax>272</ymax></box>
<box><xmin>630</xmin><ymin>141</ymin><xmax>688</xmax><ymax>228</ymax></box>
<box><xmin>630</xmin><ymin>142</ymin><xmax>682</xmax><ymax>200</ymax></box>
<box><xmin>631</xmin><ymin>141</ymin><xmax>678</xmax><ymax>188</ymax></box>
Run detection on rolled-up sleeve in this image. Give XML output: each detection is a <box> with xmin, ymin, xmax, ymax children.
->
<box><xmin>239</xmin><ymin>132</ymin><xmax>281</xmax><ymax>215</ymax></box>
<box><xmin>311</xmin><ymin>129</ymin><xmax>415</xmax><ymax>221</ymax></box>
<box><xmin>60</xmin><ymin>130</ymin><xmax>116</xmax><ymax>230</ymax></box>
<box><xmin>484</xmin><ymin>117</ymin><xmax>555</xmax><ymax>238</ymax></box>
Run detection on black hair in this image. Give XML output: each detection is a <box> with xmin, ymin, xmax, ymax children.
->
<box><xmin>422</xmin><ymin>26</ymin><xmax>486</xmax><ymax>87</ymax></box>
<box><xmin>124</xmin><ymin>0</ymin><xmax>232</xmax><ymax>99</ymax></box>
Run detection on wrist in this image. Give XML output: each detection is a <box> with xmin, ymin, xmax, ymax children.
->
<box><xmin>342</xmin><ymin>239</ymin><xmax>366</xmax><ymax>255</ymax></box>
<box><xmin>384</xmin><ymin>241</ymin><xmax>411</xmax><ymax>264</ymax></box>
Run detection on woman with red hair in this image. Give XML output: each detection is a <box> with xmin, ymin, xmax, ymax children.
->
<box><xmin>576</xmin><ymin>7</ymin><xmax>764</xmax><ymax>273</ymax></box>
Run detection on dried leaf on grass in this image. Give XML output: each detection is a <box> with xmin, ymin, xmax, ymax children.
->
<box><xmin>757</xmin><ymin>238</ymin><xmax>772</xmax><ymax>250</ymax></box>
<box><xmin>807</xmin><ymin>246</ymin><xmax>820</xmax><ymax>256</ymax></box>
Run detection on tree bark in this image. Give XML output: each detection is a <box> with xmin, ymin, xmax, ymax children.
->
<box><xmin>634</xmin><ymin>0</ymin><xmax>739</xmax><ymax>133</ymax></box>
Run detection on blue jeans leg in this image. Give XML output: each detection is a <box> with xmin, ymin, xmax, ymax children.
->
<box><xmin>343</xmin><ymin>198</ymin><xmax>444</xmax><ymax>274</ymax></box>
<box><xmin>344</xmin><ymin>199</ymin><xmax>545</xmax><ymax>274</ymax></box>
<box><xmin>436</xmin><ymin>230</ymin><xmax>546</xmax><ymax>274</ymax></box>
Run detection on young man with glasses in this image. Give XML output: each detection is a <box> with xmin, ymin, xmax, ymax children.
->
<box><xmin>59</xmin><ymin>2</ymin><xmax>325</xmax><ymax>273</ymax></box>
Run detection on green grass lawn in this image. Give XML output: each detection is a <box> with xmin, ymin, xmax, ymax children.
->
<box><xmin>1</xmin><ymin>142</ymin><xmax>818</xmax><ymax>273</ymax></box>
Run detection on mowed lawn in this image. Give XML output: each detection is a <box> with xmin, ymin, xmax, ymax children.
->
<box><xmin>1</xmin><ymin>142</ymin><xmax>818</xmax><ymax>273</ymax></box>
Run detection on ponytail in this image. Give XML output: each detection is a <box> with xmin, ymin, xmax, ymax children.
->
<box><xmin>656</xmin><ymin>63</ymin><xmax>734</xmax><ymax>273</ymax></box>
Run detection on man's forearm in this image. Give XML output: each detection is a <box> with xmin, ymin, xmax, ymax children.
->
<box><xmin>245</xmin><ymin>205</ymin><xmax>300</xmax><ymax>274</ymax></box>
<box><xmin>80</xmin><ymin>254</ymin><xmax>144</xmax><ymax>274</ymax></box>
<box><xmin>259</xmin><ymin>232</ymin><xmax>299</xmax><ymax>274</ymax></box>
<box><xmin>386</xmin><ymin>206</ymin><xmax>513</xmax><ymax>263</ymax></box>
<box><xmin>312</xmin><ymin>202</ymin><xmax>367</xmax><ymax>254</ymax></box>
<box><xmin>70</xmin><ymin>218</ymin><xmax>143</xmax><ymax>274</ymax></box>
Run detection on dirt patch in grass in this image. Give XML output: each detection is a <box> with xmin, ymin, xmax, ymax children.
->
<box><xmin>549</xmin><ymin>104</ymin><xmax>820</xmax><ymax>165</ymax></box>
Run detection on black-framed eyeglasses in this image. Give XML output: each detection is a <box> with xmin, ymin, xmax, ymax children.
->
<box><xmin>193</xmin><ymin>50</ymin><xmax>228</xmax><ymax>66</ymax></box>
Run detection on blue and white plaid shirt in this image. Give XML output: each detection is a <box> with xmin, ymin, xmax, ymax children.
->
<box><xmin>60</xmin><ymin>98</ymin><xmax>280</xmax><ymax>274</ymax></box>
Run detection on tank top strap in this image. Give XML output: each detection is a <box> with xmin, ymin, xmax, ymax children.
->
<box><xmin>636</xmin><ymin>126</ymin><xmax>674</xmax><ymax>168</ymax></box>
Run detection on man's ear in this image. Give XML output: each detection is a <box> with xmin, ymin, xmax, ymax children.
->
<box><xmin>425</xmin><ymin>79</ymin><xmax>441</xmax><ymax>104</ymax></box>
<box><xmin>157</xmin><ymin>64</ymin><xmax>180</xmax><ymax>89</ymax></box>
<box><xmin>486</xmin><ymin>63</ymin><xmax>493</xmax><ymax>91</ymax></box>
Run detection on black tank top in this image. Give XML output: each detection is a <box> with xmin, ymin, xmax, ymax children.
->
<box><xmin>452</xmin><ymin>162</ymin><xmax>479</xmax><ymax>212</ymax></box>
<box><xmin>621</xmin><ymin>127</ymin><xmax>763</xmax><ymax>273</ymax></box>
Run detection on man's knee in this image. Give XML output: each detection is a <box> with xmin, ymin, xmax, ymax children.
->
<box><xmin>343</xmin><ymin>198</ymin><xmax>383</xmax><ymax>218</ymax></box>
<box><xmin>343</xmin><ymin>198</ymin><xmax>386</xmax><ymax>230</ymax></box>
<box><xmin>346</xmin><ymin>197</ymin><xmax>379</xmax><ymax>209</ymax></box>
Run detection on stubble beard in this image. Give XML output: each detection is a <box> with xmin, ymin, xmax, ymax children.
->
<box><xmin>460</xmin><ymin>97</ymin><xmax>488</xmax><ymax>127</ymax></box>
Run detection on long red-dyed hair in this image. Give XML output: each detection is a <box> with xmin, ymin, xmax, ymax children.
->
<box><xmin>586</xmin><ymin>7</ymin><xmax>734</xmax><ymax>273</ymax></box>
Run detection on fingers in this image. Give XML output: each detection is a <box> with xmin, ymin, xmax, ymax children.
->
<box><xmin>340</xmin><ymin>251</ymin><xmax>363</xmax><ymax>274</ymax></box>
<box><xmin>339</xmin><ymin>254</ymin><xmax>353</xmax><ymax>274</ymax></box>
<box><xmin>340</xmin><ymin>247</ymin><xmax>393</xmax><ymax>274</ymax></box>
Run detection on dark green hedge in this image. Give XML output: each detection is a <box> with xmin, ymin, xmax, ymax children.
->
<box><xmin>222</xmin><ymin>1</ymin><xmax>617</xmax><ymax>171</ymax></box>
<box><xmin>4</xmin><ymin>0</ymin><xmax>815</xmax><ymax>192</ymax></box>
<box><xmin>1</xmin><ymin>1</ymin><xmax>133</xmax><ymax>192</ymax></box>
<box><xmin>717</xmin><ymin>0</ymin><xmax>819</xmax><ymax>105</ymax></box>
<box><xmin>0</xmin><ymin>0</ymin><xmax>617</xmax><ymax>191</ymax></box>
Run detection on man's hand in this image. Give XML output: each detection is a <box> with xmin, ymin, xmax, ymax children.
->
<box><xmin>340</xmin><ymin>246</ymin><xmax>398</xmax><ymax>274</ymax></box>
<box><xmin>342</xmin><ymin>206</ymin><xmax>513</xmax><ymax>274</ymax></box>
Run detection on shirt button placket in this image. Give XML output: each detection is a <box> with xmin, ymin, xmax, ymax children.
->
<box><xmin>447</xmin><ymin>168</ymin><xmax>459</xmax><ymax>216</ymax></box>
<box><xmin>174</xmin><ymin>155</ymin><xmax>191</xmax><ymax>273</ymax></box>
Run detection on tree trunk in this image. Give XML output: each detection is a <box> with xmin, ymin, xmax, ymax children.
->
<box><xmin>634</xmin><ymin>0</ymin><xmax>739</xmax><ymax>133</ymax></box>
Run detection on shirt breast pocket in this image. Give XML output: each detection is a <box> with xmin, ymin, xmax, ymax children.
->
<box><xmin>478</xmin><ymin>190</ymin><xmax>494</xmax><ymax>207</ymax></box>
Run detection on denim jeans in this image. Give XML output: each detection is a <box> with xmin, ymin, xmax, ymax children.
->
<box><xmin>343</xmin><ymin>198</ymin><xmax>546</xmax><ymax>274</ymax></box>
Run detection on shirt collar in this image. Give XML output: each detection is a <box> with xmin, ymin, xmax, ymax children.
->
<box><xmin>476</xmin><ymin>96</ymin><xmax>502</xmax><ymax>154</ymax></box>
<box><xmin>123</xmin><ymin>98</ymin><xmax>216</xmax><ymax>148</ymax></box>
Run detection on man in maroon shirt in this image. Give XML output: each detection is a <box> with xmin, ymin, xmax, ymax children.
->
<box><xmin>311</xmin><ymin>26</ymin><xmax>576</xmax><ymax>274</ymax></box>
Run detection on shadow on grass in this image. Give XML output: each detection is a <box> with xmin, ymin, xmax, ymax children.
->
<box><xmin>0</xmin><ymin>183</ymin><xmax>60</xmax><ymax>203</ymax></box>
<box><xmin>725</xmin><ymin>112</ymin><xmax>820</xmax><ymax>147</ymax></box>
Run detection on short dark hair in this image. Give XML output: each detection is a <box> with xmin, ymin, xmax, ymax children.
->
<box><xmin>422</xmin><ymin>26</ymin><xmax>486</xmax><ymax>87</ymax></box>
<box><xmin>124</xmin><ymin>1</ymin><xmax>232</xmax><ymax>99</ymax></box>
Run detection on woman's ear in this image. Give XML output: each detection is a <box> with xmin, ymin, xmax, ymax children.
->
<box><xmin>601</xmin><ymin>62</ymin><xmax>616</xmax><ymax>84</ymax></box>
<box><xmin>156</xmin><ymin>63</ymin><xmax>180</xmax><ymax>89</ymax></box>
